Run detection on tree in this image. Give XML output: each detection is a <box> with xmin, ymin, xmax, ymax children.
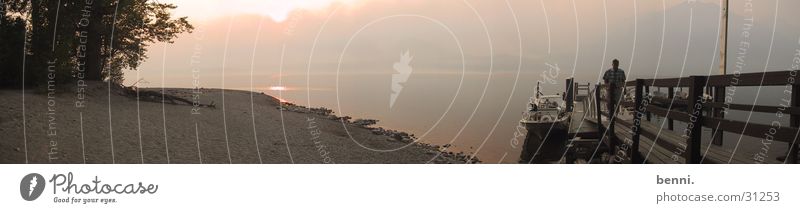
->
<box><xmin>82</xmin><ymin>0</ymin><xmax>193</xmax><ymax>83</ymax></box>
<box><xmin>0</xmin><ymin>2</ymin><xmax>26</xmax><ymax>88</ymax></box>
<box><xmin>0</xmin><ymin>0</ymin><xmax>192</xmax><ymax>88</ymax></box>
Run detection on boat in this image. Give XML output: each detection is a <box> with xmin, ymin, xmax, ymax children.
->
<box><xmin>519</xmin><ymin>82</ymin><xmax>570</xmax><ymax>163</ymax></box>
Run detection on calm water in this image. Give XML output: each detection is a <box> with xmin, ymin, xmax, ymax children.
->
<box><xmin>263</xmin><ymin>79</ymin><xmax>792</xmax><ymax>163</ymax></box>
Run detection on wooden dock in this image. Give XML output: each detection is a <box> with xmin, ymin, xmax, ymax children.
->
<box><xmin>523</xmin><ymin>70</ymin><xmax>800</xmax><ymax>164</ymax></box>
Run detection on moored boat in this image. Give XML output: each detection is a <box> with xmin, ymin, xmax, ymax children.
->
<box><xmin>519</xmin><ymin>83</ymin><xmax>570</xmax><ymax>163</ymax></box>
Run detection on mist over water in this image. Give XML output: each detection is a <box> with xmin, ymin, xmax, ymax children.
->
<box><xmin>128</xmin><ymin>0</ymin><xmax>800</xmax><ymax>163</ymax></box>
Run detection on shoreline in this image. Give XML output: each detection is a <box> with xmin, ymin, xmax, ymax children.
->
<box><xmin>276</xmin><ymin>101</ymin><xmax>481</xmax><ymax>164</ymax></box>
<box><xmin>0</xmin><ymin>81</ymin><xmax>480</xmax><ymax>164</ymax></box>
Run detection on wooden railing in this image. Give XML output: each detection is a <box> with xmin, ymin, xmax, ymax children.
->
<box><xmin>594</xmin><ymin>70</ymin><xmax>800</xmax><ymax>164</ymax></box>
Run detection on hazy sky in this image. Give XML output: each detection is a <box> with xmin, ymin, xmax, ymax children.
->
<box><xmin>160</xmin><ymin>0</ymin><xmax>362</xmax><ymax>22</ymax></box>
<box><xmin>130</xmin><ymin>0</ymin><xmax>800</xmax><ymax>89</ymax></box>
<box><xmin>126</xmin><ymin>0</ymin><xmax>800</xmax><ymax>162</ymax></box>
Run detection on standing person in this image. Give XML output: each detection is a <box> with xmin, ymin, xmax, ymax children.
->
<box><xmin>603</xmin><ymin>59</ymin><xmax>626</xmax><ymax>116</ymax></box>
<box><xmin>603</xmin><ymin>59</ymin><xmax>626</xmax><ymax>151</ymax></box>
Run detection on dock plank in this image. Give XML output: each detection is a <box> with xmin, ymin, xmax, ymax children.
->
<box><xmin>586</xmin><ymin>115</ymin><xmax>775</xmax><ymax>164</ymax></box>
<box><xmin>568</xmin><ymin>101</ymin><xmax>599</xmax><ymax>139</ymax></box>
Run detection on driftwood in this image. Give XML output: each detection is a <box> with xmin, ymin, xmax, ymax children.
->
<box><xmin>116</xmin><ymin>85</ymin><xmax>216</xmax><ymax>109</ymax></box>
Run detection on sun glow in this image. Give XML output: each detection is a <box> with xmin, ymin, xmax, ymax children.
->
<box><xmin>161</xmin><ymin>0</ymin><xmax>363</xmax><ymax>22</ymax></box>
<box><xmin>269</xmin><ymin>86</ymin><xmax>288</xmax><ymax>91</ymax></box>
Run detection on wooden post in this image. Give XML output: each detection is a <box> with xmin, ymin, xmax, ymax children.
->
<box><xmin>712</xmin><ymin>86</ymin><xmax>725</xmax><ymax>145</ymax></box>
<box><xmin>685</xmin><ymin>76</ymin><xmax>706</xmax><ymax>164</ymax></box>
<box><xmin>595</xmin><ymin>85</ymin><xmax>605</xmax><ymax>145</ymax></box>
<box><xmin>607</xmin><ymin>83</ymin><xmax>617</xmax><ymax>148</ymax></box>
<box><xmin>789</xmin><ymin>84</ymin><xmax>800</xmax><ymax>163</ymax></box>
<box><xmin>645</xmin><ymin>85</ymin><xmax>652</xmax><ymax>121</ymax></box>
<box><xmin>632</xmin><ymin>79</ymin><xmax>644</xmax><ymax>163</ymax></box>
<box><xmin>714</xmin><ymin>0</ymin><xmax>728</xmax><ymax>146</ymax></box>
<box><xmin>719</xmin><ymin>0</ymin><xmax>729</xmax><ymax>77</ymax></box>
<box><xmin>667</xmin><ymin>87</ymin><xmax>675</xmax><ymax>131</ymax></box>
<box><xmin>566</xmin><ymin>78</ymin><xmax>574</xmax><ymax>112</ymax></box>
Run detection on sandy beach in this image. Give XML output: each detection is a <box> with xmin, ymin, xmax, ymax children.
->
<box><xmin>0</xmin><ymin>82</ymin><xmax>476</xmax><ymax>164</ymax></box>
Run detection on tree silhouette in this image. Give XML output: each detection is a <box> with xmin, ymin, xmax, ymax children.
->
<box><xmin>0</xmin><ymin>1</ymin><xmax>26</xmax><ymax>88</ymax></box>
<box><xmin>0</xmin><ymin>0</ymin><xmax>193</xmax><ymax>87</ymax></box>
<box><xmin>83</xmin><ymin>0</ymin><xmax>193</xmax><ymax>83</ymax></box>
